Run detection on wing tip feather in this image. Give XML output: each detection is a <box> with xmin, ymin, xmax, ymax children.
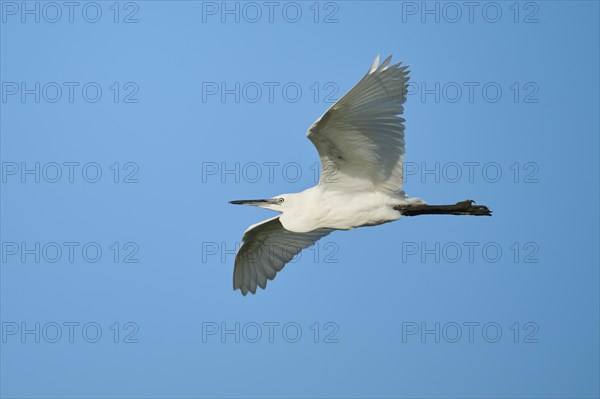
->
<box><xmin>369</xmin><ymin>54</ymin><xmax>380</xmax><ymax>74</ymax></box>
<box><xmin>368</xmin><ymin>54</ymin><xmax>411</xmax><ymax>78</ymax></box>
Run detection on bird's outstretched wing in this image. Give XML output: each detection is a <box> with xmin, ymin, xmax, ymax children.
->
<box><xmin>234</xmin><ymin>217</ymin><xmax>333</xmax><ymax>295</ymax></box>
<box><xmin>307</xmin><ymin>55</ymin><xmax>409</xmax><ymax>195</ymax></box>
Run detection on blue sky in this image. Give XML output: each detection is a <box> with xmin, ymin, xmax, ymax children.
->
<box><xmin>1</xmin><ymin>1</ymin><xmax>599</xmax><ymax>398</ymax></box>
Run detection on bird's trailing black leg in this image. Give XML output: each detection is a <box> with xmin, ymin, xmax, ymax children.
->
<box><xmin>394</xmin><ymin>200</ymin><xmax>492</xmax><ymax>216</ymax></box>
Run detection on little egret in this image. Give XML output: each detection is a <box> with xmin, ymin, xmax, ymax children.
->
<box><xmin>230</xmin><ymin>55</ymin><xmax>492</xmax><ymax>295</ymax></box>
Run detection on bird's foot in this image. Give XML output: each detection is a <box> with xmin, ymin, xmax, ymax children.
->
<box><xmin>453</xmin><ymin>200</ymin><xmax>492</xmax><ymax>216</ymax></box>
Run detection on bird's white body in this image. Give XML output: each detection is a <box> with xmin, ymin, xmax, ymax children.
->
<box><xmin>278</xmin><ymin>187</ymin><xmax>416</xmax><ymax>233</ymax></box>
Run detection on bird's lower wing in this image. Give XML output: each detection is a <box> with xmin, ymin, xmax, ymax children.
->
<box><xmin>307</xmin><ymin>55</ymin><xmax>409</xmax><ymax>195</ymax></box>
<box><xmin>234</xmin><ymin>217</ymin><xmax>333</xmax><ymax>295</ymax></box>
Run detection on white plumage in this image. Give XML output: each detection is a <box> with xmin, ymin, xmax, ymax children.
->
<box><xmin>230</xmin><ymin>55</ymin><xmax>415</xmax><ymax>295</ymax></box>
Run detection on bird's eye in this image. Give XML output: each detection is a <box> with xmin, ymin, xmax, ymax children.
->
<box><xmin>278</xmin><ymin>198</ymin><xmax>285</xmax><ymax>203</ymax></box>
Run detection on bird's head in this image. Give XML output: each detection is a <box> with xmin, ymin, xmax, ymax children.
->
<box><xmin>229</xmin><ymin>194</ymin><xmax>292</xmax><ymax>212</ymax></box>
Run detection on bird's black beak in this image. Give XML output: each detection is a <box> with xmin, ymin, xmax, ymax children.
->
<box><xmin>229</xmin><ymin>199</ymin><xmax>278</xmax><ymax>206</ymax></box>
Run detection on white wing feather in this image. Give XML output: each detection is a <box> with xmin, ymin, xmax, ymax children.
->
<box><xmin>233</xmin><ymin>217</ymin><xmax>332</xmax><ymax>295</ymax></box>
<box><xmin>307</xmin><ymin>55</ymin><xmax>409</xmax><ymax>195</ymax></box>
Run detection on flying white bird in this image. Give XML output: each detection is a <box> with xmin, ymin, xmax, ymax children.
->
<box><xmin>230</xmin><ymin>55</ymin><xmax>491</xmax><ymax>295</ymax></box>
